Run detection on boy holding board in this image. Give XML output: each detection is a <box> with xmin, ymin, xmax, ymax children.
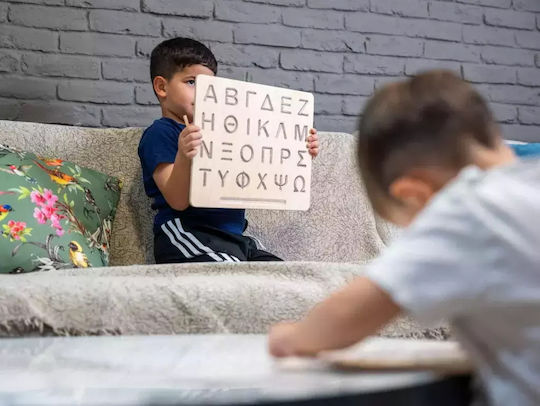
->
<box><xmin>138</xmin><ymin>38</ymin><xmax>319</xmax><ymax>263</ymax></box>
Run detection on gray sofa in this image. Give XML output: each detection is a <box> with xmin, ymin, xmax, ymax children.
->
<box><xmin>0</xmin><ymin>120</ymin><xmax>444</xmax><ymax>339</ymax></box>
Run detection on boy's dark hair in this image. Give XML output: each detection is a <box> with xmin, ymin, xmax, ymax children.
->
<box><xmin>357</xmin><ymin>70</ymin><xmax>498</xmax><ymax>215</ymax></box>
<box><xmin>150</xmin><ymin>37</ymin><xmax>217</xmax><ymax>82</ymax></box>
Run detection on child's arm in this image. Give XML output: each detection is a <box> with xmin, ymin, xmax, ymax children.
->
<box><xmin>268</xmin><ymin>276</ymin><xmax>401</xmax><ymax>357</ymax></box>
<box><xmin>153</xmin><ymin>122</ymin><xmax>202</xmax><ymax>211</ymax></box>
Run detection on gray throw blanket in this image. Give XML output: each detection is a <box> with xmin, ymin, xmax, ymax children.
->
<box><xmin>0</xmin><ymin>261</ymin><xmax>447</xmax><ymax>339</ymax></box>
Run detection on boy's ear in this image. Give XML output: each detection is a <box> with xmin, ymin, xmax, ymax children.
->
<box><xmin>153</xmin><ymin>76</ymin><xmax>168</xmax><ymax>99</ymax></box>
<box><xmin>388</xmin><ymin>176</ymin><xmax>434</xmax><ymax>211</ymax></box>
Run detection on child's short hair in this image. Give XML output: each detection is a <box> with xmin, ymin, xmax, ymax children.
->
<box><xmin>150</xmin><ymin>37</ymin><xmax>217</xmax><ymax>82</ymax></box>
<box><xmin>357</xmin><ymin>70</ymin><xmax>498</xmax><ymax>214</ymax></box>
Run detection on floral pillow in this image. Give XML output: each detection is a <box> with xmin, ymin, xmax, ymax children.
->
<box><xmin>0</xmin><ymin>144</ymin><xmax>121</xmax><ymax>273</ymax></box>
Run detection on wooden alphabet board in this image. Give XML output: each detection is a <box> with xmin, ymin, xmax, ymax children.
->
<box><xmin>190</xmin><ymin>75</ymin><xmax>314</xmax><ymax>210</ymax></box>
<box><xmin>319</xmin><ymin>337</ymin><xmax>473</xmax><ymax>374</ymax></box>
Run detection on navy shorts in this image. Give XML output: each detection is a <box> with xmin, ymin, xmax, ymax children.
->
<box><xmin>154</xmin><ymin>218</ymin><xmax>282</xmax><ymax>263</ymax></box>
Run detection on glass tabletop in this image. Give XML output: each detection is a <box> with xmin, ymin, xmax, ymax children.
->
<box><xmin>0</xmin><ymin>334</ymin><xmax>470</xmax><ymax>405</ymax></box>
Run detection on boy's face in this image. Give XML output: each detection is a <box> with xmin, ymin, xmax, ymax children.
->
<box><xmin>153</xmin><ymin>64</ymin><xmax>215</xmax><ymax>123</ymax></box>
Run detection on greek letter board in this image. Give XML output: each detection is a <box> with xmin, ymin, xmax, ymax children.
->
<box><xmin>190</xmin><ymin>75</ymin><xmax>314</xmax><ymax>210</ymax></box>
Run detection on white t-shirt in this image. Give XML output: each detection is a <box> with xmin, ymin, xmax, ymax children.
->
<box><xmin>366</xmin><ymin>159</ymin><xmax>540</xmax><ymax>406</ymax></box>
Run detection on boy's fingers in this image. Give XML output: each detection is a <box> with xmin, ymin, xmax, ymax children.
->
<box><xmin>185</xmin><ymin>132</ymin><xmax>202</xmax><ymax>141</ymax></box>
<box><xmin>184</xmin><ymin>141</ymin><xmax>201</xmax><ymax>151</ymax></box>
<box><xmin>309</xmin><ymin>148</ymin><xmax>319</xmax><ymax>156</ymax></box>
<box><xmin>182</xmin><ymin>141</ymin><xmax>201</xmax><ymax>153</ymax></box>
<box><xmin>185</xmin><ymin>146</ymin><xmax>199</xmax><ymax>157</ymax></box>
<box><xmin>310</xmin><ymin>128</ymin><xmax>317</xmax><ymax>134</ymax></box>
<box><xmin>184</xmin><ymin>125</ymin><xmax>201</xmax><ymax>135</ymax></box>
<box><xmin>186</xmin><ymin>140</ymin><xmax>202</xmax><ymax>150</ymax></box>
<box><xmin>181</xmin><ymin>125</ymin><xmax>201</xmax><ymax>136</ymax></box>
<box><xmin>268</xmin><ymin>323</ymin><xmax>302</xmax><ymax>358</ymax></box>
<box><xmin>182</xmin><ymin>133</ymin><xmax>202</xmax><ymax>145</ymax></box>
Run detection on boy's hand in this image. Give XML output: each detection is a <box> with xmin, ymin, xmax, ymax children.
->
<box><xmin>269</xmin><ymin>322</ymin><xmax>316</xmax><ymax>358</ymax></box>
<box><xmin>307</xmin><ymin>128</ymin><xmax>319</xmax><ymax>158</ymax></box>
<box><xmin>178</xmin><ymin>124</ymin><xmax>202</xmax><ymax>160</ymax></box>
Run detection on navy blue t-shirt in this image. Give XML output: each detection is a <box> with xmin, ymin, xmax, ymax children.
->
<box><xmin>138</xmin><ymin>117</ymin><xmax>246</xmax><ymax>234</ymax></box>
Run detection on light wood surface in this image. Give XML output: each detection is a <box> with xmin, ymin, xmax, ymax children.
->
<box><xmin>191</xmin><ymin>75</ymin><xmax>314</xmax><ymax>210</ymax></box>
<box><xmin>319</xmin><ymin>337</ymin><xmax>473</xmax><ymax>374</ymax></box>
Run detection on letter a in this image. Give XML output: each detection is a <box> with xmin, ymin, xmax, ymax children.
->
<box><xmin>203</xmin><ymin>84</ymin><xmax>217</xmax><ymax>103</ymax></box>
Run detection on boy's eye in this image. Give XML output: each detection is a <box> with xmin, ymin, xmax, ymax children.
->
<box><xmin>186</xmin><ymin>79</ymin><xmax>195</xmax><ymax>86</ymax></box>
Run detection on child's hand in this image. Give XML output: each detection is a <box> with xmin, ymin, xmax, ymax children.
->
<box><xmin>307</xmin><ymin>128</ymin><xmax>319</xmax><ymax>158</ymax></box>
<box><xmin>269</xmin><ymin>322</ymin><xmax>301</xmax><ymax>358</ymax></box>
<box><xmin>178</xmin><ymin>124</ymin><xmax>202</xmax><ymax>160</ymax></box>
<box><xmin>268</xmin><ymin>322</ymin><xmax>317</xmax><ymax>358</ymax></box>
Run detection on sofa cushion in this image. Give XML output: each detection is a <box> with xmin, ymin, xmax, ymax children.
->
<box><xmin>0</xmin><ymin>144</ymin><xmax>121</xmax><ymax>273</ymax></box>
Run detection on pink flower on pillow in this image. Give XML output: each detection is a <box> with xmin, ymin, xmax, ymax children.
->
<box><xmin>33</xmin><ymin>207</ymin><xmax>47</xmax><ymax>224</ymax></box>
<box><xmin>43</xmin><ymin>189</ymin><xmax>58</xmax><ymax>206</ymax></box>
<box><xmin>8</xmin><ymin>220</ymin><xmax>25</xmax><ymax>235</ymax></box>
<box><xmin>30</xmin><ymin>189</ymin><xmax>66</xmax><ymax>236</ymax></box>
<box><xmin>30</xmin><ymin>190</ymin><xmax>46</xmax><ymax>206</ymax></box>
<box><xmin>2</xmin><ymin>220</ymin><xmax>31</xmax><ymax>241</ymax></box>
<box><xmin>42</xmin><ymin>205</ymin><xmax>56</xmax><ymax>218</ymax></box>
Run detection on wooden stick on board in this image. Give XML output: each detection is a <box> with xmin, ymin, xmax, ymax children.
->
<box><xmin>183</xmin><ymin>115</ymin><xmax>189</xmax><ymax>126</ymax></box>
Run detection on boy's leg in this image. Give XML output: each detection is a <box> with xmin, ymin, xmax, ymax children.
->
<box><xmin>247</xmin><ymin>250</ymin><xmax>283</xmax><ymax>261</ymax></box>
<box><xmin>245</xmin><ymin>237</ymin><xmax>283</xmax><ymax>262</ymax></box>
<box><xmin>154</xmin><ymin>219</ymin><xmax>248</xmax><ymax>264</ymax></box>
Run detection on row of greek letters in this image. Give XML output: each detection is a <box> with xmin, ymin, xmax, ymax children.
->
<box><xmin>202</xmin><ymin>84</ymin><xmax>310</xmax><ymax>117</ymax></box>
<box><xmin>199</xmin><ymin>113</ymin><xmax>308</xmax><ymax>142</ymax></box>
<box><xmin>200</xmin><ymin>141</ymin><xmax>309</xmax><ymax>167</ymax></box>
<box><xmin>198</xmin><ymin>169</ymin><xmax>308</xmax><ymax>193</ymax></box>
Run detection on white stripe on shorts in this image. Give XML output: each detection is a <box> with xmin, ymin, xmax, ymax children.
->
<box><xmin>173</xmin><ymin>218</ymin><xmax>224</xmax><ymax>262</ymax></box>
<box><xmin>220</xmin><ymin>253</ymin><xmax>238</xmax><ymax>263</ymax></box>
<box><xmin>161</xmin><ymin>222</ymin><xmax>194</xmax><ymax>259</ymax></box>
<box><xmin>167</xmin><ymin>220</ymin><xmax>202</xmax><ymax>257</ymax></box>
